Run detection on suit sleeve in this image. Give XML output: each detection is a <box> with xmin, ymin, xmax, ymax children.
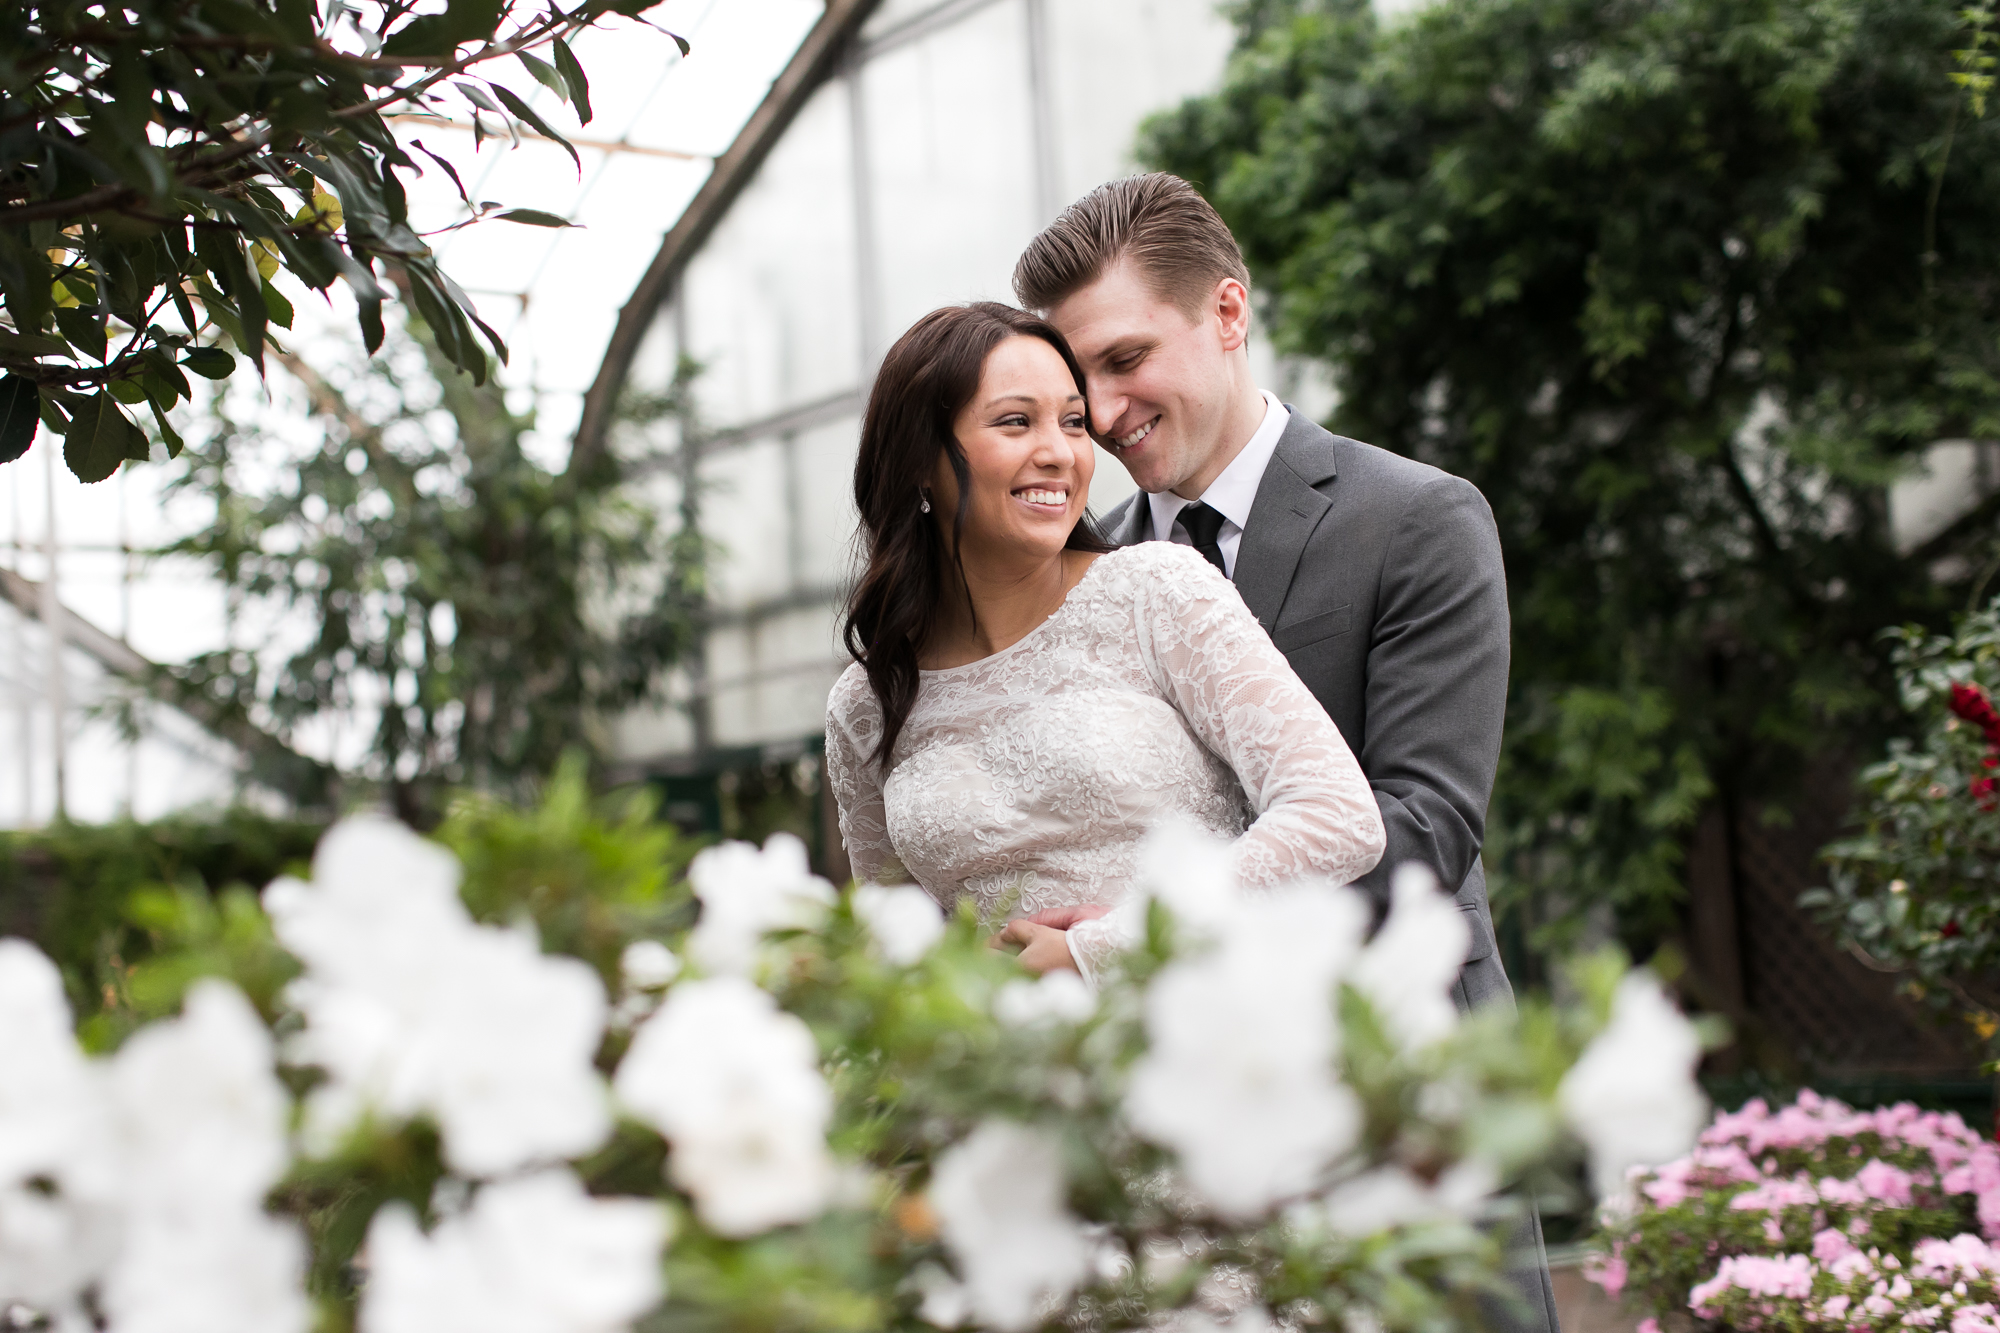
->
<box><xmin>1349</xmin><ymin>475</ymin><xmax>1510</xmax><ymax>915</ymax></box>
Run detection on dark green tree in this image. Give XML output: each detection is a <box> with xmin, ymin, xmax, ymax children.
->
<box><xmin>0</xmin><ymin>0</ymin><xmax>679</xmax><ymax>481</ymax></box>
<box><xmin>1144</xmin><ymin>0</ymin><xmax>2000</xmax><ymax>947</ymax></box>
<box><xmin>163</xmin><ymin>322</ymin><xmax>705</xmax><ymax>824</ymax></box>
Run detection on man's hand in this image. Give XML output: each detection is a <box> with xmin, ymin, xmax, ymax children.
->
<box><xmin>993</xmin><ymin>919</ymin><xmax>1081</xmax><ymax>975</ymax></box>
<box><xmin>1019</xmin><ymin>903</ymin><xmax>1113</xmax><ymax>931</ymax></box>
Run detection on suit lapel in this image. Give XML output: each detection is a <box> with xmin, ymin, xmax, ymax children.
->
<box><xmin>1233</xmin><ymin>411</ymin><xmax>1339</xmax><ymax>631</ymax></box>
<box><xmin>1107</xmin><ymin>492</ymin><xmax>1152</xmax><ymax>546</ymax></box>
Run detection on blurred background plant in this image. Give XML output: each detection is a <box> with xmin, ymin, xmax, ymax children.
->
<box><xmin>154</xmin><ymin>325</ymin><xmax>707</xmax><ymax>825</ymax></box>
<box><xmin>1142</xmin><ymin>0</ymin><xmax>2000</xmax><ymax>965</ymax></box>
<box><xmin>1811</xmin><ymin>599</ymin><xmax>2000</xmax><ymax>1074</ymax></box>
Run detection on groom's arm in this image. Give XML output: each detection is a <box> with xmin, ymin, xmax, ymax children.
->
<box><xmin>1349</xmin><ymin>474</ymin><xmax>1509</xmax><ymax>917</ymax></box>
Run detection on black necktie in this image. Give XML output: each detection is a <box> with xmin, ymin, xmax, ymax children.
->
<box><xmin>1174</xmin><ymin>501</ymin><xmax>1228</xmax><ymax>574</ymax></box>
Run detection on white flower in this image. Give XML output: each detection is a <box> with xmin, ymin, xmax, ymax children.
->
<box><xmin>1125</xmin><ymin>885</ymin><xmax>1370</xmax><ymax>1219</ymax></box>
<box><xmin>1134</xmin><ymin>819</ymin><xmax>1240</xmax><ymax>935</ymax></box>
<box><xmin>99</xmin><ymin>981</ymin><xmax>310</xmax><ymax>1333</ymax></box>
<box><xmin>684</xmin><ymin>834</ymin><xmax>834</xmax><ymax>976</ymax></box>
<box><xmin>0</xmin><ymin>940</ymin><xmax>117</xmax><ymax>1313</ymax></box>
<box><xmin>360</xmin><ymin>1170</ymin><xmax>667</xmax><ymax>1333</ymax></box>
<box><xmin>619</xmin><ymin>941</ymin><xmax>680</xmax><ymax>992</ymax></box>
<box><xmin>927</xmin><ymin>1120</ymin><xmax>1090</xmax><ymax>1332</ymax></box>
<box><xmin>1305</xmin><ymin>1159</ymin><xmax>1498</xmax><ymax>1236</ymax></box>
<box><xmin>993</xmin><ymin>972</ymin><xmax>1096</xmax><ymax>1029</ymax></box>
<box><xmin>1347</xmin><ymin>863</ymin><xmax>1468</xmax><ymax>1053</ymax></box>
<box><xmin>106</xmin><ymin>981</ymin><xmax>290</xmax><ymax>1215</ymax></box>
<box><xmin>852</xmin><ymin>884</ymin><xmax>946</xmax><ymax>966</ymax></box>
<box><xmin>1558</xmin><ymin>972</ymin><xmax>1707</xmax><ymax>1198</ymax></box>
<box><xmin>613</xmin><ymin>976</ymin><xmax>834</xmax><ymax>1236</ymax></box>
<box><xmin>101</xmin><ymin>1211</ymin><xmax>309</xmax><ymax>1333</ymax></box>
<box><xmin>267</xmin><ymin>816</ymin><xmax>612</xmax><ymax>1176</ymax></box>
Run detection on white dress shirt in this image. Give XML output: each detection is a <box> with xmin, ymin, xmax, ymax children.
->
<box><xmin>1145</xmin><ymin>391</ymin><xmax>1288</xmax><ymax>578</ymax></box>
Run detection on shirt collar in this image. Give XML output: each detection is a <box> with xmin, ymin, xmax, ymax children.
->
<box><xmin>1147</xmin><ymin>391</ymin><xmax>1289</xmax><ymax>538</ymax></box>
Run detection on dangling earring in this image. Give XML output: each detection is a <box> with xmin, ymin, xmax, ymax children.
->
<box><xmin>919</xmin><ymin>493</ymin><xmax>932</xmax><ymax>514</ymax></box>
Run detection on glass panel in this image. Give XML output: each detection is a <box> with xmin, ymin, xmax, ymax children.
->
<box><xmin>698</xmin><ymin>438</ymin><xmax>792</xmax><ymax>608</ymax></box>
<box><xmin>1042</xmin><ymin>0</ymin><xmax>1236</xmax><ymax>206</ymax></box>
<box><xmin>680</xmin><ymin>78</ymin><xmax>859</xmax><ymax>431</ymax></box>
<box><xmin>792</xmin><ymin>416</ymin><xmax>864</xmax><ymax>598</ymax></box>
<box><xmin>707</xmin><ymin>605</ymin><xmax>845</xmax><ymax>748</ymax></box>
<box><xmin>860</xmin><ymin>0</ymin><xmax>1040</xmax><ymax>351</ymax></box>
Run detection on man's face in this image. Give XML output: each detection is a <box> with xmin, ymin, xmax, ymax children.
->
<box><xmin>1045</xmin><ymin>259</ymin><xmax>1245</xmax><ymax>497</ymax></box>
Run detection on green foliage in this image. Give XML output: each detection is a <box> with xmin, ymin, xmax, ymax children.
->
<box><xmin>1143</xmin><ymin>0</ymin><xmax>2000</xmax><ymax>948</ymax></box>
<box><xmin>0</xmin><ymin>0</ymin><xmax>679</xmax><ymax>482</ymax></box>
<box><xmin>159</xmin><ymin>327</ymin><xmax>706</xmax><ymax>819</ymax></box>
<box><xmin>437</xmin><ymin>754</ymin><xmax>697</xmax><ymax>985</ymax></box>
<box><xmin>0</xmin><ymin>806</ymin><xmax>323</xmax><ymax>1035</ymax></box>
<box><xmin>1810</xmin><ymin>601</ymin><xmax>2000</xmax><ymax>1068</ymax></box>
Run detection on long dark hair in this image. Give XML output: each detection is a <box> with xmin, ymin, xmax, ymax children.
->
<box><xmin>843</xmin><ymin>302</ymin><xmax>1111</xmax><ymax>768</ymax></box>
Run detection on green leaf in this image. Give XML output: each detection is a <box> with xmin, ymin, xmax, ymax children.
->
<box><xmin>181</xmin><ymin>346</ymin><xmax>237</xmax><ymax>380</ymax></box>
<box><xmin>0</xmin><ymin>327</ymin><xmax>72</xmax><ymax>359</ymax></box>
<box><xmin>0</xmin><ymin>375</ymin><xmax>37</xmax><ymax>464</ymax></box>
<box><xmin>490</xmin><ymin>85</ymin><xmax>580</xmax><ymax>169</ymax></box>
<box><xmin>262</xmin><ymin>278</ymin><xmax>295</xmax><ymax>330</ymax></box>
<box><xmin>517</xmin><ymin>51</ymin><xmax>567</xmax><ymax>102</ymax></box>
<box><xmin>54</xmin><ymin>305</ymin><xmax>108</xmax><ymax>364</ymax></box>
<box><xmin>380</xmin><ymin>0</ymin><xmax>504</xmax><ymax>57</ymax></box>
<box><xmin>493</xmin><ymin>209</ymin><xmax>576</xmax><ymax>228</ymax></box>
<box><xmin>455</xmin><ymin>80</ymin><xmax>505</xmax><ymax>115</ymax></box>
<box><xmin>358</xmin><ymin>296</ymin><xmax>385</xmax><ymax>355</ymax></box>
<box><xmin>106</xmin><ymin>378</ymin><xmax>149</xmax><ymax>405</ymax></box>
<box><xmin>147</xmin><ymin>398</ymin><xmax>185</xmax><ymax>460</ymax></box>
<box><xmin>63</xmin><ymin>394</ymin><xmax>145</xmax><ymax>483</ymax></box>
<box><xmin>553</xmin><ymin>38</ymin><xmax>593</xmax><ymax>127</ymax></box>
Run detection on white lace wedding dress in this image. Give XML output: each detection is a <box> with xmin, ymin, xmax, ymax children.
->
<box><xmin>824</xmin><ymin>542</ymin><xmax>1386</xmax><ymax>982</ymax></box>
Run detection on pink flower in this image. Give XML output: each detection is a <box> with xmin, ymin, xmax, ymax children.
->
<box><xmin>1586</xmin><ymin>1253</ymin><xmax>1628</xmax><ymax>1298</ymax></box>
<box><xmin>1818</xmin><ymin>1176</ymin><xmax>1870</xmax><ymax>1207</ymax></box>
<box><xmin>1637</xmin><ymin>1321</ymin><xmax>1661</xmax><ymax>1333</ymax></box>
<box><xmin>1823</xmin><ymin>1295</ymin><xmax>1851</xmax><ymax>1319</ymax></box>
<box><xmin>1816</xmin><ymin>1228</ymin><xmax>1858</xmax><ymax>1263</ymax></box>
<box><xmin>1859</xmin><ymin>1161</ymin><xmax>1917</xmax><ymax>1209</ymax></box>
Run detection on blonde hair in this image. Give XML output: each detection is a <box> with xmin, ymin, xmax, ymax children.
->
<box><xmin>1013</xmin><ymin>173</ymin><xmax>1251</xmax><ymax>318</ymax></box>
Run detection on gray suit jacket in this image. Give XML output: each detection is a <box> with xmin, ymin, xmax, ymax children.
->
<box><xmin>1100</xmin><ymin>409</ymin><xmax>1515</xmax><ymax>1011</ymax></box>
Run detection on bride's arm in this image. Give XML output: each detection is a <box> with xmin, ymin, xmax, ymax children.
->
<box><xmin>1064</xmin><ymin>550</ymin><xmax>1386</xmax><ymax>984</ymax></box>
<box><xmin>1137</xmin><ymin>553</ymin><xmax>1387</xmax><ymax>888</ymax></box>
<box><xmin>824</xmin><ymin>672</ymin><xmax>896</xmax><ymax>885</ymax></box>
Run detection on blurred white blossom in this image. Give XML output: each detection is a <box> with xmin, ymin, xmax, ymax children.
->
<box><xmin>614</xmin><ymin>976</ymin><xmax>834</xmax><ymax>1236</ymax></box>
<box><xmin>1347</xmin><ymin>864</ymin><xmax>1469</xmax><ymax>1053</ymax></box>
<box><xmin>1126</xmin><ymin>883</ymin><xmax>1370</xmax><ymax>1219</ymax></box>
<box><xmin>101</xmin><ymin>1211</ymin><xmax>308</xmax><ymax>1333</ymax></box>
<box><xmin>1134</xmin><ymin>820</ymin><xmax>1239</xmax><ymax>934</ymax></box>
<box><xmin>852</xmin><ymin>884</ymin><xmax>946</xmax><ymax>965</ymax></box>
<box><xmin>101</xmin><ymin>981</ymin><xmax>310</xmax><ymax>1333</ymax></box>
<box><xmin>265</xmin><ymin>816</ymin><xmax>611</xmax><ymax>1176</ymax></box>
<box><xmin>928</xmin><ymin>1120</ymin><xmax>1090</xmax><ymax>1332</ymax></box>
<box><xmin>993</xmin><ymin>972</ymin><xmax>1096</xmax><ymax>1029</ymax></box>
<box><xmin>360</xmin><ymin>1170</ymin><xmax>667</xmax><ymax>1333</ymax></box>
<box><xmin>1558</xmin><ymin>972</ymin><xmax>1706</xmax><ymax>1198</ymax></box>
<box><xmin>684</xmin><ymin>835</ymin><xmax>834</xmax><ymax>976</ymax></box>
<box><xmin>0</xmin><ymin>940</ymin><xmax>116</xmax><ymax>1314</ymax></box>
<box><xmin>1302</xmin><ymin>1160</ymin><xmax>1498</xmax><ymax>1236</ymax></box>
<box><xmin>619</xmin><ymin>941</ymin><xmax>680</xmax><ymax>992</ymax></box>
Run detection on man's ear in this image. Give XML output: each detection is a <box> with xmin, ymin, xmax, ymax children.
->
<box><xmin>1213</xmin><ymin>277</ymin><xmax>1252</xmax><ymax>353</ymax></box>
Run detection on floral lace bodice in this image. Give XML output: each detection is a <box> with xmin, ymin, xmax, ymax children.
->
<box><xmin>824</xmin><ymin>543</ymin><xmax>1386</xmax><ymax>981</ymax></box>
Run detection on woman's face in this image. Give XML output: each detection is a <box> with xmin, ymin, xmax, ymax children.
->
<box><xmin>931</xmin><ymin>335</ymin><xmax>1093</xmax><ymax>568</ymax></box>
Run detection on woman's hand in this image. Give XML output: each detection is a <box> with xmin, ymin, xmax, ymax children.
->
<box><xmin>1019</xmin><ymin>903</ymin><xmax>1112</xmax><ymax>930</ymax></box>
<box><xmin>993</xmin><ymin>919</ymin><xmax>1080</xmax><ymax>974</ymax></box>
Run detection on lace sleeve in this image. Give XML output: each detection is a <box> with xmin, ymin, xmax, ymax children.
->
<box><xmin>825</xmin><ymin>667</ymin><xmax>896</xmax><ymax>886</ymax></box>
<box><xmin>1065</xmin><ymin>547</ymin><xmax>1386</xmax><ymax>984</ymax></box>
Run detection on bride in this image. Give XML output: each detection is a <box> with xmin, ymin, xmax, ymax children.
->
<box><xmin>824</xmin><ymin>303</ymin><xmax>1385</xmax><ymax>981</ymax></box>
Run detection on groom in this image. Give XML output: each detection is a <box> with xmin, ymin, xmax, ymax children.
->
<box><xmin>1013</xmin><ymin>175</ymin><xmax>1556</xmax><ymax>1333</ymax></box>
